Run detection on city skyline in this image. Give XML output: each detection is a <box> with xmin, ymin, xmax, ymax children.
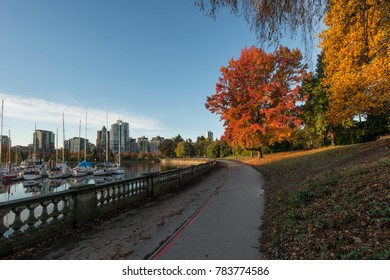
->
<box><xmin>2</xmin><ymin>116</ymin><xmax>214</xmax><ymax>151</ymax></box>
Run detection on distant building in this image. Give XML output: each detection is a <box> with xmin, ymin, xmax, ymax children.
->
<box><xmin>150</xmin><ymin>136</ymin><xmax>164</xmax><ymax>154</ymax></box>
<box><xmin>206</xmin><ymin>130</ymin><xmax>214</xmax><ymax>141</ymax></box>
<box><xmin>33</xmin><ymin>129</ymin><xmax>55</xmax><ymax>156</ymax></box>
<box><xmin>96</xmin><ymin>126</ymin><xmax>110</xmax><ymax>152</ymax></box>
<box><xmin>68</xmin><ymin>137</ymin><xmax>90</xmax><ymax>154</ymax></box>
<box><xmin>137</xmin><ymin>136</ymin><xmax>149</xmax><ymax>153</ymax></box>
<box><xmin>110</xmin><ymin>120</ymin><xmax>130</xmax><ymax>153</ymax></box>
<box><xmin>0</xmin><ymin>135</ymin><xmax>10</xmax><ymax>148</ymax></box>
<box><xmin>0</xmin><ymin>135</ymin><xmax>10</xmax><ymax>162</ymax></box>
<box><xmin>128</xmin><ymin>138</ymin><xmax>137</xmax><ymax>153</ymax></box>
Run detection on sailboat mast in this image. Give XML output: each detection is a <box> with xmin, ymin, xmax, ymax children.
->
<box><xmin>78</xmin><ymin>119</ymin><xmax>81</xmax><ymax>163</ymax></box>
<box><xmin>119</xmin><ymin>121</ymin><xmax>121</xmax><ymax>166</ymax></box>
<box><xmin>0</xmin><ymin>100</ymin><xmax>3</xmax><ymax>165</ymax></box>
<box><xmin>62</xmin><ymin>112</ymin><xmax>65</xmax><ymax>162</ymax></box>
<box><xmin>34</xmin><ymin>123</ymin><xmax>36</xmax><ymax>164</ymax></box>
<box><xmin>106</xmin><ymin>110</ymin><xmax>109</xmax><ymax>163</ymax></box>
<box><xmin>56</xmin><ymin>128</ymin><xmax>58</xmax><ymax>165</ymax></box>
<box><xmin>84</xmin><ymin>108</ymin><xmax>87</xmax><ymax>162</ymax></box>
<box><xmin>8</xmin><ymin>130</ymin><xmax>11</xmax><ymax>172</ymax></box>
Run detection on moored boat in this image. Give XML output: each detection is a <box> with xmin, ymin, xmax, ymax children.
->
<box><xmin>22</xmin><ymin>168</ymin><xmax>42</xmax><ymax>180</ymax></box>
<box><xmin>111</xmin><ymin>164</ymin><xmax>125</xmax><ymax>175</ymax></box>
<box><xmin>2</xmin><ymin>170</ymin><xmax>22</xmax><ymax>181</ymax></box>
<box><xmin>47</xmin><ymin>166</ymin><xmax>63</xmax><ymax>179</ymax></box>
<box><xmin>71</xmin><ymin>166</ymin><xmax>88</xmax><ymax>177</ymax></box>
<box><xmin>22</xmin><ymin>167</ymin><xmax>42</xmax><ymax>180</ymax></box>
<box><xmin>93</xmin><ymin>163</ymin><xmax>108</xmax><ymax>176</ymax></box>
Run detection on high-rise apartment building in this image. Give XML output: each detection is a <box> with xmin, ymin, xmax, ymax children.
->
<box><xmin>137</xmin><ymin>136</ymin><xmax>149</xmax><ymax>153</ymax></box>
<box><xmin>128</xmin><ymin>138</ymin><xmax>137</xmax><ymax>153</ymax></box>
<box><xmin>150</xmin><ymin>136</ymin><xmax>164</xmax><ymax>154</ymax></box>
<box><xmin>68</xmin><ymin>137</ymin><xmax>90</xmax><ymax>154</ymax></box>
<box><xmin>110</xmin><ymin>120</ymin><xmax>129</xmax><ymax>153</ymax></box>
<box><xmin>33</xmin><ymin>129</ymin><xmax>55</xmax><ymax>155</ymax></box>
<box><xmin>206</xmin><ymin>130</ymin><xmax>214</xmax><ymax>141</ymax></box>
<box><xmin>96</xmin><ymin>126</ymin><xmax>110</xmax><ymax>152</ymax></box>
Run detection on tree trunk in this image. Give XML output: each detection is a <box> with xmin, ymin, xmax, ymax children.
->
<box><xmin>258</xmin><ymin>146</ymin><xmax>263</xmax><ymax>159</ymax></box>
<box><xmin>330</xmin><ymin>130</ymin><xmax>335</xmax><ymax>146</ymax></box>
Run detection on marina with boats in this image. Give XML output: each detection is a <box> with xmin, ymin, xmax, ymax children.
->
<box><xmin>0</xmin><ymin>99</ymin><xmax>139</xmax><ymax>202</ymax></box>
<box><xmin>0</xmin><ymin>160</ymin><xmax>179</xmax><ymax>203</ymax></box>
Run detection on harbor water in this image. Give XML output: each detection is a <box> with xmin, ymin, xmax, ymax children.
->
<box><xmin>0</xmin><ymin>161</ymin><xmax>183</xmax><ymax>203</ymax></box>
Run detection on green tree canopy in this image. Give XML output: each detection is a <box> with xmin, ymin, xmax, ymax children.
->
<box><xmin>159</xmin><ymin>139</ymin><xmax>177</xmax><ymax>158</ymax></box>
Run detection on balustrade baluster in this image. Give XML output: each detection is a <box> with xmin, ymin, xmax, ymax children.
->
<box><xmin>38</xmin><ymin>201</ymin><xmax>50</xmax><ymax>226</ymax></box>
<box><xmin>113</xmin><ymin>186</ymin><xmax>117</xmax><ymax>201</ymax></box>
<box><xmin>119</xmin><ymin>185</ymin><xmax>123</xmax><ymax>199</ymax></box>
<box><xmin>111</xmin><ymin>186</ymin><xmax>116</xmax><ymax>201</ymax></box>
<box><xmin>117</xmin><ymin>185</ymin><xmax>122</xmax><ymax>200</ymax></box>
<box><xmin>0</xmin><ymin>208</ymin><xmax>9</xmax><ymax>240</ymax></box>
<box><xmin>61</xmin><ymin>197</ymin><xmax>71</xmax><ymax>217</ymax></box>
<box><xmin>123</xmin><ymin>183</ymin><xmax>127</xmax><ymax>198</ymax></box>
<box><xmin>97</xmin><ymin>190</ymin><xmax>105</xmax><ymax>207</ymax></box>
<box><xmin>102</xmin><ymin>188</ymin><xmax>108</xmax><ymax>204</ymax></box>
<box><xmin>121</xmin><ymin>184</ymin><xmax>126</xmax><ymax>198</ymax></box>
<box><xmin>25</xmin><ymin>203</ymin><xmax>39</xmax><ymax>232</ymax></box>
<box><xmin>9</xmin><ymin>207</ymin><xmax>25</xmax><ymax>237</ymax></box>
<box><xmin>51</xmin><ymin>199</ymin><xmax>60</xmax><ymax>222</ymax></box>
<box><xmin>136</xmin><ymin>181</ymin><xmax>139</xmax><ymax>193</ymax></box>
<box><xmin>107</xmin><ymin>187</ymin><xmax>113</xmax><ymax>204</ymax></box>
<box><xmin>131</xmin><ymin>182</ymin><xmax>134</xmax><ymax>195</ymax></box>
<box><xmin>126</xmin><ymin>183</ymin><xmax>130</xmax><ymax>196</ymax></box>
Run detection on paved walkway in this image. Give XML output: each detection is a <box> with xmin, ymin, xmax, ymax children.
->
<box><xmin>27</xmin><ymin>160</ymin><xmax>264</xmax><ymax>260</ymax></box>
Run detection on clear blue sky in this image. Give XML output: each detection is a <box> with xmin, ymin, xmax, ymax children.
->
<box><xmin>0</xmin><ymin>0</ymin><xmax>319</xmax><ymax>147</ymax></box>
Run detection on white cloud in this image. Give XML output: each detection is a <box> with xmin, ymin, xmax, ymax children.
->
<box><xmin>0</xmin><ymin>92</ymin><xmax>163</xmax><ymax>145</ymax></box>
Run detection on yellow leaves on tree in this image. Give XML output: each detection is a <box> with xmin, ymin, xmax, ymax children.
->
<box><xmin>320</xmin><ymin>0</ymin><xmax>390</xmax><ymax>125</ymax></box>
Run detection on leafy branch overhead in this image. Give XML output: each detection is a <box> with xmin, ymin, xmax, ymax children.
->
<box><xmin>194</xmin><ymin>0</ymin><xmax>327</xmax><ymax>47</ymax></box>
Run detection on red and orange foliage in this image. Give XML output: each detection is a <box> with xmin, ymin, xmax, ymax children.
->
<box><xmin>205</xmin><ymin>46</ymin><xmax>308</xmax><ymax>157</ymax></box>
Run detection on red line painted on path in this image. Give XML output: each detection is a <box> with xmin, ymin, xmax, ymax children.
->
<box><xmin>150</xmin><ymin>162</ymin><xmax>234</xmax><ymax>260</ymax></box>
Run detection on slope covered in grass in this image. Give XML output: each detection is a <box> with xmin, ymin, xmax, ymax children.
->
<box><xmin>241</xmin><ymin>137</ymin><xmax>390</xmax><ymax>259</ymax></box>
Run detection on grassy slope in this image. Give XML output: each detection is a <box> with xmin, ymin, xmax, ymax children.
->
<box><xmin>240</xmin><ymin>137</ymin><xmax>390</xmax><ymax>259</ymax></box>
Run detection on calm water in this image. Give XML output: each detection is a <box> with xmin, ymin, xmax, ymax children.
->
<box><xmin>0</xmin><ymin>161</ymin><xmax>181</xmax><ymax>203</ymax></box>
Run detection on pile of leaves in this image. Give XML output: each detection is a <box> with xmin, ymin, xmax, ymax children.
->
<box><xmin>242</xmin><ymin>137</ymin><xmax>390</xmax><ymax>259</ymax></box>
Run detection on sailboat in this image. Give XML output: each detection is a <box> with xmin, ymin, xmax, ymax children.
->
<box><xmin>93</xmin><ymin>111</ymin><xmax>113</xmax><ymax>176</ymax></box>
<box><xmin>2</xmin><ymin>130</ymin><xmax>22</xmax><ymax>181</ymax></box>
<box><xmin>72</xmin><ymin>109</ymin><xmax>92</xmax><ymax>177</ymax></box>
<box><xmin>22</xmin><ymin>124</ymin><xmax>43</xmax><ymax>181</ymax></box>
<box><xmin>0</xmin><ymin>102</ymin><xmax>21</xmax><ymax>181</ymax></box>
<box><xmin>72</xmin><ymin>118</ymin><xmax>87</xmax><ymax>177</ymax></box>
<box><xmin>48</xmin><ymin>128</ymin><xmax>70</xmax><ymax>179</ymax></box>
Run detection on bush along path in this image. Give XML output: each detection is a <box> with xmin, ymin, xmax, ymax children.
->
<box><xmin>241</xmin><ymin>137</ymin><xmax>390</xmax><ymax>259</ymax></box>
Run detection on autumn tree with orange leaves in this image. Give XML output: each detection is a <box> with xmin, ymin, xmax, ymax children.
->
<box><xmin>205</xmin><ymin>46</ymin><xmax>308</xmax><ymax>158</ymax></box>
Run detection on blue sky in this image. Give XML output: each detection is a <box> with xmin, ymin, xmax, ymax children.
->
<box><xmin>0</xmin><ymin>0</ymin><xmax>319</xmax><ymax>147</ymax></box>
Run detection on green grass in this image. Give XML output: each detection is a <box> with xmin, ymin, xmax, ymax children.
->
<box><xmin>241</xmin><ymin>137</ymin><xmax>390</xmax><ymax>259</ymax></box>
